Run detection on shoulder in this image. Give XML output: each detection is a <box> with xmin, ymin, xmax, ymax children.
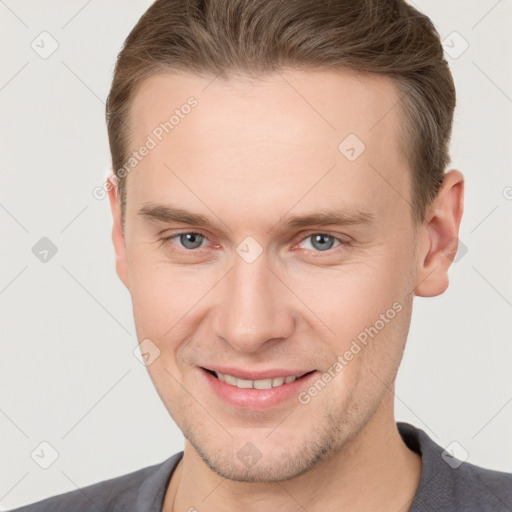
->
<box><xmin>9</xmin><ymin>452</ymin><xmax>183</xmax><ymax>512</ymax></box>
<box><xmin>397</xmin><ymin>422</ymin><xmax>512</xmax><ymax>512</ymax></box>
<box><xmin>441</xmin><ymin>457</ymin><xmax>512</xmax><ymax>511</ymax></box>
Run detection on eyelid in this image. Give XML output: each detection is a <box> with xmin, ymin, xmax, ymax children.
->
<box><xmin>291</xmin><ymin>231</ymin><xmax>350</xmax><ymax>253</ymax></box>
<box><xmin>294</xmin><ymin>230</ymin><xmax>351</xmax><ymax>244</ymax></box>
<box><xmin>160</xmin><ymin>230</ymin><xmax>211</xmax><ymax>249</ymax></box>
<box><xmin>161</xmin><ymin>229</ymin><xmax>350</xmax><ymax>254</ymax></box>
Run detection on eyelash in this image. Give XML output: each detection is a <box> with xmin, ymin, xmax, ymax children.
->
<box><xmin>160</xmin><ymin>230</ymin><xmax>350</xmax><ymax>256</ymax></box>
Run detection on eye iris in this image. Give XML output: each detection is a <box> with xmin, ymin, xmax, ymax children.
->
<box><xmin>176</xmin><ymin>234</ymin><xmax>337</xmax><ymax>251</ymax></box>
<box><xmin>311</xmin><ymin>234</ymin><xmax>335</xmax><ymax>251</ymax></box>
<box><xmin>180</xmin><ymin>233</ymin><xmax>204</xmax><ymax>250</ymax></box>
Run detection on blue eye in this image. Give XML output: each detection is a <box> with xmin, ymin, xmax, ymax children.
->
<box><xmin>298</xmin><ymin>234</ymin><xmax>342</xmax><ymax>252</ymax></box>
<box><xmin>165</xmin><ymin>232</ymin><xmax>207</xmax><ymax>250</ymax></box>
<box><xmin>161</xmin><ymin>231</ymin><xmax>347</xmax><ymax>254</ymax></box>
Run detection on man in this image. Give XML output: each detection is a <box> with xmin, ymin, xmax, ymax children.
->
<box><xmin>11</xmin><ymin>0</ymin><xmax>511</xmax><ymax>511</ymax></box>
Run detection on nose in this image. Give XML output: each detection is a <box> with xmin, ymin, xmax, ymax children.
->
<box><xmin>212</xmin><ymin>252</ymin><xmax>295</xmax><ymax>353</ymax></box>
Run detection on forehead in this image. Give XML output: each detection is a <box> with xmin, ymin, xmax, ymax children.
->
<box><xmin>129</xmin><ymin>68</ymin><xmax>403</xmax><ymax>149</ymax></box>
<box><xmin>125</xmin><ymin>69</ymin><xmax>410</xmax><ymax>227</ymax></box>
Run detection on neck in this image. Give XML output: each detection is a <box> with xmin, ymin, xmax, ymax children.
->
<box><xmin>163</xmin><ymin>395</ymin><xmax>421</xmax><ymax>512</ymax></box>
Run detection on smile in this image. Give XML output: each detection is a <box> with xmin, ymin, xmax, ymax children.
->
<box><xmin>199</xmin><ymin>367</ymin><xmax>320</xmax><ymax>410</ymax></box>
<box><xmin>206</xmin><ymin>369</ymin><xmax>313</xmax><ymax>389</ymax></box>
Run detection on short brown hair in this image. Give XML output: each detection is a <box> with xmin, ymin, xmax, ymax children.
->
<box><xmin>106</xmin><ymin>0</ymin><xmax>455</xmax><ymax>227</ymax></box>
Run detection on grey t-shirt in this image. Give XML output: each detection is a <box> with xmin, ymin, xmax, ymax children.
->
<box><xmin>9</xmin><ymin>422</ymin><xmax>512</xmax><ymax>511</ymax></box>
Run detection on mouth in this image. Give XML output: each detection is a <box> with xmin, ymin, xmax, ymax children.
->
<box><xmin>199</xmin><ymin>366</ymin><xmax>320</xmax><ymax>410</ymax></box>
<box><xmin>202</xmin><ymin>367</ymin><xmax>316</xmax><ymax>390</ymax></box>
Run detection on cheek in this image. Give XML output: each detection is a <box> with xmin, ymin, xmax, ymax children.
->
<box><xmin>129</xmin><ymin>271</ymin><xmax>174</xmax><ymax>337</ymax></box>
<box><xmin>127</xmin><ymin>247</ymin><xmax>225</xmax><ymax>349</ymax></box>
<box><xmin>286</xmin><ymin>250</ymin><xmax>412</xmax><ymax>343</ymax></box>
<box><xmin>130</xmin><ymin>267</ymin><xmax>197</xmax><ymax>335</ymax></box>
<box><xmin>283</xmin><ymin>245</ymin><xmax>414</xmax><ymax>396</ymax></box>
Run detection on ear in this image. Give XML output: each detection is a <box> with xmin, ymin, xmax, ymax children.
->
<box><xmin>107</xmin><ymin>176</ymin><xmax>130</xmax><ymax>289</ymax></box>
<box><xmin>414</xmin><ymin>169</ymin><xmax>464</xmax><ymax>297</ymax></box>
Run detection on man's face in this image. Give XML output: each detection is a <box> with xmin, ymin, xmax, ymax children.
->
<box><xmin>114</xmin><ymin>69</ymin><xmax>420</xmax><ymax>482</ymax></box>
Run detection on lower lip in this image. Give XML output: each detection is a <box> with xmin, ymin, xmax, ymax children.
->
<box><xmin>199</xmin><ymin>367</ymin><xmax>320</xmax><ymax>410</ymax></box>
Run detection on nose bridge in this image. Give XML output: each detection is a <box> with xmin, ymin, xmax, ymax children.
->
<box><xmin>213</xmin><ymin>250</ymin><xmax>294</xmax><ymax>352</ymax></box>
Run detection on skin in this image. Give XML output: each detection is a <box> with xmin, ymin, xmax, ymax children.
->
<box><xmin>107</xmin><ymin>69</ymin><xmax>464</xmax><ymax>511</ymax></box>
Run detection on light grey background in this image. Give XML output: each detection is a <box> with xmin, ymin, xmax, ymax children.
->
<box><xmin>1</xmin><ymin>0</ymin><xmax>511</xmax><ymax>509</ymax></box>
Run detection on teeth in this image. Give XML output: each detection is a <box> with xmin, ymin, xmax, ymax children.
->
<box><xmin>271</xmin><ymin>377</ymin><xmax>284</xmax><ymax>387</ymax></box>
<box><xmin>237</xmin><ymin>378</ymin><xmax>253</xmax><ymax>389</ymax></box>
<box><xmin>223</xmin><ymin>374</ymin><xmax>237</xmax><ymax>386</ymax></box>
<box><xmin>214</xmin><ymin>371</ymin><xmax>302</xmax><ymax>389</ymax></box>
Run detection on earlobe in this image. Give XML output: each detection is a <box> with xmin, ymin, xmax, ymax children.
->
<box><xmin>106</xmin><ymin>176</ymin><xmax>130</xmax><ymax>289</ymax></box>
<box><xmin>414</xmin><ymin>170</ymin><xmax>464</xmax><ymax>297</ymax></box>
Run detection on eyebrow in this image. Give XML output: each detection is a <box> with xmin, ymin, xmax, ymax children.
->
<box><xmin>138</xmin><ymin>204</ymin><xmax>215</xmax><ymax>227</ymax></box>
<box><xmin>271</xmin><ymin>208</ymin><xmax>375</xmax><ymax>233</ymax></box>
<box><xmin>137</xmin><ymin>203</ymin><xmax>376</xmax><ymax>232</ymax></box>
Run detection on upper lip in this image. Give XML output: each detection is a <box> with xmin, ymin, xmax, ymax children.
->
<box><xmin>201</xmin><ymin>365</ymin><xmax>316</xmax><ymax>380</ymax></box>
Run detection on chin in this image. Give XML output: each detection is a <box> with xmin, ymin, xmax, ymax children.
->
<box><xmin>181</xmin><ymin>415</ymin><xmax>345</xmax><ymax>483</ymax></box>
